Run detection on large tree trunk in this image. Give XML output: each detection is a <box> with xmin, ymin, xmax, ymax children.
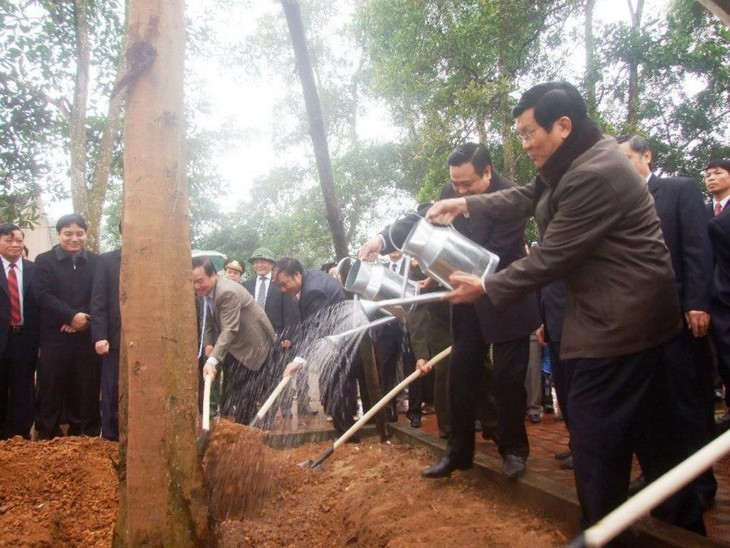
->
<box><xmin>114</xmin><ymin>0</ymin><xmax>209</xmax><ymax>545</ymax></box>
<box><xmin>281</xmin><ymin>0</ymin><xmax>349</xmax><ymax>260</ymax></box>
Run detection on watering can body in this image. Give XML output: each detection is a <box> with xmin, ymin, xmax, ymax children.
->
<box><xmin>345</xmin><ymin>259</ymin><xmax>418</xmax><ymax>301</ymax></box>
<box><xmin>401</xmin><ymin>218</ymin><xmax>500</xmax><ymax>289</ymax></box>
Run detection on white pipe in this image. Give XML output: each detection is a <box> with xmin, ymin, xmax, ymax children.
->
<box><xmin>332</xmin><ymin>346</ymin><xmax>452</xmax><ymax>449</ymax></box>
<box><xmin>578</xmin><ymin>428</ymin><xmax>730</xmax><ymax>547</ymax></box>
<box><xmin>202</xmin><ymin>375</ymin><xmax>212</xmax><ymax>431</ymax></box>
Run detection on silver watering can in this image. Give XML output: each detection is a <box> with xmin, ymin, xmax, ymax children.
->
<box><xmin>401</xmin><ymin>218</ymin><xmax>500</xmax><ymax>289</ymax></box>
<box><xmin>344</xmin><ymin>259</ymin><xmax>418</xmax><ymax>301</ymax></box>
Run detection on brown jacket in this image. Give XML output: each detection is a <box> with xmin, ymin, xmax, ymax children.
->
<box><xmin>466</xmin><ymin>138</ymin><xmax>681</xmax><ymax>359</ymax></box>
<box><xmin>204</xmin><ymin>276</ymin><xmax>275</xmax><ymax>370</ymax></box>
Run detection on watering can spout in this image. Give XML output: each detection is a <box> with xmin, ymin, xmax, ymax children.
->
<box><xmin>357</xmin><ymin>291</ymin><xmax>449</xmax><ymax>321</ymax></box>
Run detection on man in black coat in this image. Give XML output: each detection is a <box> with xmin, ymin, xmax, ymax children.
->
<box><xmin>276</xmin><ymin>257</ymin><xmax>360</xmax><ymax>438</ymax></box>
<box><xmin>244</xmin><ymin>247</ymin><xmax>306</xmax><ymax>417</ymax></box>
<box><xmin>90</xmin><ymin>247</ymin><xmax>121</xmax><ymax>441</ymax></box>
<box><xmin>359</xmin><ymin>142</ymin><xmax>541</xmax><ymax>479</ymax></box>
<box><xmin>33</xmin><ymin>213</ymin><xmax>100</xmax><ymax>439</ymax></box>
<box><xmin>0</xmin><ymin>224</ymin><xmax>40</xmax><ymax>439</ymax></box>
<box><xmin>618</xmin><ymin>135</ymin><xmax>714</xmax><ymax>529</ymax></box>
<box><xmin>706</xmin><ymin>159</ymin><xmax>730</xmax><ymax>423</ymax></box>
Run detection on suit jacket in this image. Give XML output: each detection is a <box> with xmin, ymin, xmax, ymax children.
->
<box><xmin>383</xmin><ymin>172</ymin><xmax>541</xmax><ymax>343</ymax></box>
<box><xmin>298</xmin><ymin>269</ymin><xmax>345</xmax><ymax>321</ymax></box>
<box><xmin>243</xmin><ymin>275</ymin><xmax>300</xmax><ymax>336</ymax></box>
<box><xmin>90</xmin><ymin>249</ymin><xmax>121</xmax><ymax>350</ymax></box>
<box><xmin>648</xmin><ymin>174</ymin><xmax>713</xmax><ymax>312</ymax></box>
<box><xmin>204</xmin><ymin>276</ymin><xmax>275</xmax><ymax>371</ymax></box>
<box><xmin>708</xmin><ymin>204</ymin><xmax>730</xmax><ymax>329</ymax></box>
<box><xmin>32</xmin><ymin>245</ymin><xmax>99</xmax><ymax>344</ymax></box>
<box><xmin>467</xmin><ymin>138</ymin><xmax>681</xmax><ymax>359</ymax></box>
<box><xmin>0</xmin><ymin>258</ymin><xmax>40</xmax><ymax>357</ymax></box>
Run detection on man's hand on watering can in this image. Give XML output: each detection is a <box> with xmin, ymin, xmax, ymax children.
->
<box><xmin>425</xmin><ymin>197</ymin><xmax>468</xmax><ymax>225</ymax></box>
<box><xmin>444</xmin><ymin>271</ymin><xmax>486</xmax><ymax>304</ymax></box>
<box><xmin>358</xmin><ymin>236</ymin><xmax>384</xmax><ymax>261</ymax></box>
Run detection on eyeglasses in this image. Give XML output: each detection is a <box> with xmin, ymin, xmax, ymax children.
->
<box><xmin>517</xmin><ymin>128</ymin><xmax>540</xmax><ymax>144</ymax></box>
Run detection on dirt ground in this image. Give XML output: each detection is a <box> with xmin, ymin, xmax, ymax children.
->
<box><xmin>0</xmin><ymin>421</ymin><xmax>568</xmax><ymax>547</ymax></box>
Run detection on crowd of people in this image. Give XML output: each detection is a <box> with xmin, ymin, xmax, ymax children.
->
<box><xmin>2</xmin><ymin>80</ymin><xmax>730</xmax><ymax>542</ymax></box>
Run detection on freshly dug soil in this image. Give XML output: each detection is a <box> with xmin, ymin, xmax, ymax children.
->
<box><xmin>0</xmin><ymin>422</ymin><xmax>567</xmax><ymax>547</ymax></box>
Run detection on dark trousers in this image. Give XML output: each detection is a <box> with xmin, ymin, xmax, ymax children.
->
<box><xmin>36</xmin><ymin>337</ymin><xmax>101</xmax><ymax>439</ymax></box>
<box><xmin>564</xmin><ymin>348</ymin><xmax>689</xmax><ymax>533</ymax></box>
<box><xmin>712</xmin><ymin>319</ymin><xmax>730</xmax><ymax>407</ymax></box>
<box><xmin>447</xmin><ymin>304</ymin><xmax>529</xmax><ymax>463</ymax></box>
<box><xmin>0</xmin><ymin>329</ymin><xmax>36</xmax><ymax>439</ymax></box>
<box><xmin>100</xmin><ymin>349</ymin><xmax>119</xmax><ymax>441</ymax></box>
<box><xmin>547</xmin><ymin>340</ymin><xmax>569</xmax><ymax>427</ymax></box>
<box><xmin>327</xmin><ymin>352</ymin><xmax>361</xmax><ymax>436</ymax></box>
<box><xmin>374</xmin><ymin>323</ymin><xmax>418</xmax><ymax>416</ymax></box>
<box><xmin>635</xmin><ymin>328</ymin><xmax>710</xmax><ymax>534</ymax></box>
<box><xmin>220</xmin><ymin>354</ymin><xmax>266</xmax><ymax>425</ymax></box>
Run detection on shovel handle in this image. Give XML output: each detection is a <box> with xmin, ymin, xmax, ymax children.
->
<box><xmin>250</xmin><ymin>375</ymin><xmax>292</xmax><ymax>427</ymax></box>
<box><xmin>202</xmin><ymin>375</ymin><xmax>212</xmax><ymax>431</ymax></box>
<box><xmin>332</xmin><ymin>345</ymin><xmax>452</xmax><ymax>450</ymax></box>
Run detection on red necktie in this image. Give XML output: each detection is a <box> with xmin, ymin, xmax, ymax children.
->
<box><xmin>7</xmin><ymin>263</ymin><xmax>20</xmax><ymax>326</ymax></box>
<box><xmin>715</xmin><ymin>202</ymin><xmax>723</xmax><ymax>216</ymax></box>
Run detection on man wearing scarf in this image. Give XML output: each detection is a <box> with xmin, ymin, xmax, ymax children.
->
<box><xmin>426</xmin><ymin>82</ymin><xmax>703</xmax><ymax>538</ymax></box>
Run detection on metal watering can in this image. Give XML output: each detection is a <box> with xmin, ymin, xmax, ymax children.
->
<box><xmin>401</xmin><ymin>218</ymin><xmax>500</xmax><ymax>289</ymax></box>
<box><xmin>344</xmin><ymin>259</ymin><xmax>418</xmax><ymax>301</ymax></box>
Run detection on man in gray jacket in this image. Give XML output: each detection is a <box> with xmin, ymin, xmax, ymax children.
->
<box><xmin>426</xmin><ymin>82</ymin><xmax>702</xmax><ymax>535</ymax></box>
<box><xmin>194</xmin><ymin>257</ymin><xmax>275</xmax><ymax>424</ymax></box>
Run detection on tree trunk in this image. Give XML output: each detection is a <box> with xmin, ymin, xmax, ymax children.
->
<box><xmin>114</xmin><ymin>0</ymin><xmax>209</xmax><ymax>545</ymax></box>
<box><xmin>87</xmin><ymin>37</ymin><xmax>128</xmax><ymax>252</ymax></box>
<box><xmin>281</xmin><ymin>0</ymin><xmax>349</xmax><ymax>260</ymax></box>
<box><xmin>696</xmin><ymin>0</ymin><xmax>730</xmax><ymax>27</ymax></box>
<box><xmin>584</xmin><ymin>0</ymin><xmax>598</xmax><ymax>115</ymax></box>
<box><xmin>625</xmin><ymin>0</ymin><xmax>644</xmax><ymax>131</ymax></box>
<box><xmin>70</xmin><ymin>0</ymin><xmax>90</xmax><ymax>225</ymax></box>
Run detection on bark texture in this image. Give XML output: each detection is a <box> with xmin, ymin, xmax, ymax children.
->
<box><xmin>114</xmin><ymin>0</ymin><xmax>209</xmax><ymax>545</ymax></box>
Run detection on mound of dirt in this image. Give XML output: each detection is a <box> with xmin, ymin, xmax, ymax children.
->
<box><xmin>0</xmin><ymin>422</ymin><xmax>567</xmax><ymax>547</ymax></box>
<box><xmin>0</xmin><ymin>436</ymin><xmax>118</xmax><ymax>547</ymax></box>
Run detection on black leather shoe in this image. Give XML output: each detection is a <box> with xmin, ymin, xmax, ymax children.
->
<box><xmin>422</xmin><ymin>457</ymin><xmax>471</xmax><ymax>478</ymax></box>
<box><xmin>628</xmin><ymin>474</ymin><xmax>646</xmax><ymax>496</ymax></box>
<box><xmin>481</xmin><ymin>426</ymin><xmax>499</xmax><ymax>443</ymax></box>
<box><xmin>502</xmin><ymin>454</ymin><xmax>526</xmax><ymax>479</ymax></box>
<box><xmin>409</xmin><ymin>415</ymin><xmax>422</xmax><ymax>428</ymax></box>
<box><xmin>554</xmin><ymin>450</ymin><xmax>571</xmax><ymax>461</ymax></box>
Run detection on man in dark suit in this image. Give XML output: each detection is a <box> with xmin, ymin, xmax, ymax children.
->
<box><xmin>90</xmin><ymin>247</ymin><xmax>121</xmax><ymax>441</ymax></box>
<box><xmin>425</xmin><ymin>82</ymin><xmax>688</xmax><ymax>533</ymax></box>
<box><xmin>618</xmin><ymin>135</ymin><xmax>714</xmax><ymax>525</ymax></box>
<box><xmin>244</xmin><ymin>247</ymin><xmax>305</xmax><ymax>417</ymax></box>
<box><xmin>706</xmin><ymin>159</ymin><xmax>730</xmax><ymax>422</ymax></box>
<box><xmin>33</xmin><ymin>213</ymin><xmax>100</xmax><ymax>439</ymax></box>
<box><xmin>372</xmin><ymin>251</ymin><xmax>421</xmax><ymax>427</ymax></box>
<box><xmin>0</xmin><ymin>224</ymin><xmax>40</xmax><ymax>439</ymax></box>
<box><xmin>195</xmin><ymin>257</ymin><xmax>276</xmax><ymax>424</ymax></box>
<box><xmin>275</xmin><ymin>257</ymin><xmax>360</xmax><ymax>438</ymax></box>
<box><xmin>359</xmin><ymin>142</ymin><xmax>541</xmax><ymax>479</ymax></box>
